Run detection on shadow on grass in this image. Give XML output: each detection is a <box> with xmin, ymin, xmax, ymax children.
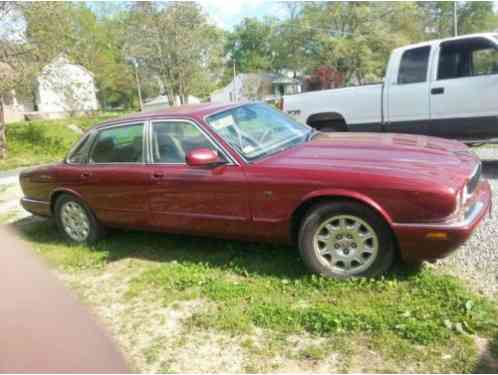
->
<box><xmin>11</xmin><ymin>215</ymin><xmax>422</xmax><ymax>281</ymax></box>
<box><xmin>474</xmin><ymin>334</ymin><xmax>498</xmax><ymax>373</ymax></box>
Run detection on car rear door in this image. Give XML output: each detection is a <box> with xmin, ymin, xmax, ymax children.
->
<box><xmin>146</xmin><ymin>119</ymin><xmax>251</xmax><ymax>238</ymax></box>
<box><xmin>429</xmin><ymin>36</ymin><xmax>498</xmax><ymax>141</ymax></box>
<box><xmin>385</xmin><ymin>45</ymin><xmax>432</xmax><ymax>134</ymax></box>
<box><xmin>74</xmin><ymin>122</ymin><xmax>150</xmax><ymax>228</ymax></box>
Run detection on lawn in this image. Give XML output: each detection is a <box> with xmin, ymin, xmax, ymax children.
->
<box><xmin>7</xmin><ymin>216</ymin><xmax>498</xmax><ymax>373</ymax></box>
<box><xmin>0</xmin><ymin>112</ymin><xmax>128</xmax><ymax>171</ymax></box>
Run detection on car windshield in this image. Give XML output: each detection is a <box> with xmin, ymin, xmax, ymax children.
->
<box><xmin>206</xmin><ymin>103</ymin><xmax>310</xmax><ymax>162</ymax></box>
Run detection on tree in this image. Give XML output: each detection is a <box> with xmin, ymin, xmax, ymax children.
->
<box><xmin>125</xmin><ymin>2</ymin><xmax>224</xmax><ymax>105</ymax></box>
<box><xmin>224</xmin><ymin>17</ymin><xmax>278</xmax><ymax>76</ymax></box>
<box><xmin>418</xmin><ymin>1</ymin><xmax>497</xmax><ymax>39</ymax></box>
<box><xmin>0</xmin><ymin>2</ymin><xmax>68</xmax><ymax>159</ymax></box>
<box><xmin>297</xmin><ymin>2</ymin><xmax>424</xmax><ymax>84</ymax></box>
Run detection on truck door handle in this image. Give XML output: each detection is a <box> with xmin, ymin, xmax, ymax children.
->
<box><xmin>80</xmin><ymin>172</ymin><xmax>92</xmax><ymax>179</ymax></box>
<box><xmin>431</xmin><ymin>87</ymin><xmax>445</xmax><ymax>95</ymax></box>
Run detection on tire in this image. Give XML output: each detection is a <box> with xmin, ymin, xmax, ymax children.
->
<box><xmin>298</xmin><ymin>201</ymin><xmax>395</xmax><ymax>279</ymax></box>
<box><xmin>54</xmin><ymin>194</ymin><xmax>104</xmax><ymax>245</ymax></box>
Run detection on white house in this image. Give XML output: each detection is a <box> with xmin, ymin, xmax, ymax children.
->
<box><xmin>142</xmin><ymin>95</ymin><xmax>201</xmax><ymax>112</ymax></box>
<box><xmin>210</xmin><ymin>73</ymin><xmax>301</xmax><ymax>104</ymax></box>
<box><xmin>3</xmin><ymin>56</ymin><xmax>100</xmax><ymax>123</ymax></box>
<box><xmin>35</xmin><ymin>55</ymin><xmax>99</xmax><ymax>117</ymax></box>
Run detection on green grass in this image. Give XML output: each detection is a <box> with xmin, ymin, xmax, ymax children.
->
<box><xmin>13</xmin><ymin>217</ymin><xmax>497</xmax><ymax>373</ymax></box>
<box><xmin>0</xmin><ymin>112</ymin><xmax>127</xmax><ymax>171</ymax></box>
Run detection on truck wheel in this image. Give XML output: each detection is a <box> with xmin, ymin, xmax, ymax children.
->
<box><xmin>298</xmin><ymin>201</ymin><xmax>395</xmax><ymax>279</ymax></box>
<box><xmin>55</xmin><ymin>194</ymin><xmax>104</xmax><ymax>245</ymax></box>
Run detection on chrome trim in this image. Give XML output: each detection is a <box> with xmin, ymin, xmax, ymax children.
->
<box><xmin>393</xmin><ymin>201</ymin><xmax>485</xmax><ymax>229</ymax></box>
<box><xmin>148</xmin><ymin>118</ymin><xmax>238</xmax><ymax>166</ymax></box>
<box><xmin>21</xmin><ymin>197</ymin><xmax>50</xmax><ymax>206</ymax></box>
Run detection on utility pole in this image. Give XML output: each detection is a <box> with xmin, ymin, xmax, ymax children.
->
<box><xmin>131</xmin><ymin>59</ymin><xmax>143</xmax><ymax>111</ymax></box>
<box><xmin>232</xmin><ymin>60</ymin><xmax>237</xmax><ymax>103</ymax></box>
<box><xmin>453</xmin><ymin>1</ymin><xmax>458</xmax><ymax>37</ymax></box>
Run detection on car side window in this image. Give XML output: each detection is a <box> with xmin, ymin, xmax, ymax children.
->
<box><xmin>397</xmin><ymin>46</ymin><xmax>431</xmax><ymax>84</ymax></box>
<box><xmin>151</xmin><ymin>121</ymin><xmax>219</xmax><ymax>164</ymax></box>
<box><xmin>90</xmin><ymin>124</ymin><xmax>144</xmax><ymax>164</ymax></box>
<box><xmin>438</xmin><ymin>37</ymin><xmax>498</xmax><ymax>80</ymax></box>
<box><xmin>67</xmin><ymin>133</ymin><xmax>93</xmax><ymax>164</ymax></box>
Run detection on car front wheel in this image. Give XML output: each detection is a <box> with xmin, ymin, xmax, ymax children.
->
<box><xmin>55</xmin><ymin>194</ymin><xmax>103</xmax><ymax>245</ymax></box>
<box><xmin>298</xmin><ymin>201</ymin><xmax>395</xmax><ymax>278</ymax></box>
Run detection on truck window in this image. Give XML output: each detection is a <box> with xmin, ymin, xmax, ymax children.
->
<box><xmin>397</xmin><ymin>46</ymin><xmax>430</xmax><ymax>84</ymax></box>
<box><xmin>438</xmin><ymin>37</ymin><xmax>498</xmax><ymax>79</ymax></box>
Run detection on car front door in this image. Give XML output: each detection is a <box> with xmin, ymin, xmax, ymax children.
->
<box><xmin>385</xmin><ymin>45</ymin><xmax>432</xmax><ymax>134</ymax></box>
<box><xmin>429</xmin><ymin>36</ymin><xmax>498</xmax><ymax>140</ymax></box>
<box><xmin>74</xmin><ymin>122</ymin><xmax>151</xmax><ymax>228</ymax></box>
<box><xmin>147</xmin><ymin>119</ymin><xmax>251</xmax><ymax>238</ymax></box>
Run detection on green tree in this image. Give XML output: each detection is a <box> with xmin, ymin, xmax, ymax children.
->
<box><xmin>0</xmin><ymin>2</ymin><xmax>68</xmax><ymax>159</ymax></box>
<box><xmin>125</xmin><ymin>2</ymin><xmax>224</xmax><ymax>104</ymax></box>
<box><xmin>300</xmin><ymin>2</ymin><xmax>423</xmax><ymax>84</ymax></box>
<box><xmin>419</xmin><ymin>1</ymin><xmax>497</xmax><ymax>39</ymax></box>
<box><xmin>225</xmin><ymin>17</ymin><xmax>278</xmax><ymax>75</ymax></box>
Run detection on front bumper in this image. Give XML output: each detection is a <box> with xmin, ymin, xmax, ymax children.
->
<box><xmin>20</xmin><ymin>198</ymin><xmax>51</xmax><ymax>217</ymax></box>
<box><xmin>392</xmin><ymin>180</ymin><xmax>492</xmax><ymax>263</ymax></box>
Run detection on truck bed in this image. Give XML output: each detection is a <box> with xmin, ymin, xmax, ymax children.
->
<box><xmin>284</xmin><ymin>83</ymin><xmax>384</xmax><ymax>128</ymax></box>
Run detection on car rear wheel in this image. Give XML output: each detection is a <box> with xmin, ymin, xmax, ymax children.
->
<box><xmin>55</xmin><ymin>194</ymin><xmax>103</xmax><ymax>245</ymax></box>
<box><xmin>298</xmin><ymin>201</ymin><xmax>395</xmax><ymax>278</ymax></box>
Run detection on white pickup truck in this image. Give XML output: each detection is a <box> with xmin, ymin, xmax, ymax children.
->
<box><xmin>283</xmin><ymin>33</ymin><xmax>498</xmax><ymax>143</ymax></box>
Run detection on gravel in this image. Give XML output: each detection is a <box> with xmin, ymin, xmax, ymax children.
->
<box><xmin>435</xmin><ymin>146</ymin><xmax>498</xmax><ymax>299</ymax></box>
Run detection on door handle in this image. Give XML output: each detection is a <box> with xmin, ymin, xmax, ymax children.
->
<box><xmin>80</xmin><ymin>172</ymin><xmax>92</xmax><ymax>179</ymax></box>
<box><xmin>151</xmin><ymin>172</ymin><xmax>165</xmax><ymax>180</ymax></box>
<box><xmin>431</xmin><ymin>87</ymin><xmax>445</xmax><ymax>95</ymax></box>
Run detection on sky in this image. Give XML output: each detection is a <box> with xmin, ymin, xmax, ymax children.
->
<box><xmin>89</xmin><ymin>1</ymin><xmax>498</xmax><ymax>31</ymax></box>
<box><xmin>201</xmin><ymin>0</ymin><xmax>287</xmax><ymax>30</ymax></box>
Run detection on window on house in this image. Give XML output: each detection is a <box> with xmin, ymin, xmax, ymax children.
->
<box><xmin>438</xmin><ymin>37</ymin><xmax>498</xmax><ymax>79</ymax></box>
<box><xmin>90</xmin><ymin>124</ymin><xmax>144</xmax><ymax>163</ymax></box>
<box><xmin>397</xmin><ymin>46</ymin><xmax>431</xmax><ymax>84</ymax></box>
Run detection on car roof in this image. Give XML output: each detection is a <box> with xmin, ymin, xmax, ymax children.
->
<box><xmin>93</xmin><ymin>102</ymin><xmax>242</xmax><ymax>130</ymax></box>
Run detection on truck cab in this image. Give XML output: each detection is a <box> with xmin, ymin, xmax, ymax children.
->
<box><xmin>284</xmin><ymin>33</ymin><xmax>498</xmax><ymax>143</ymax></box>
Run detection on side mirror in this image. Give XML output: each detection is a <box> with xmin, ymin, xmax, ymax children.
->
<box><xmin>186</xmin><ymin>148</ymin><xmax>223</xmax><ymax>167</ymax></box>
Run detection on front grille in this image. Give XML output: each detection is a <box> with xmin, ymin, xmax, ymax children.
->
<box><xmin>466</xmin><ymin>163</ymin><xmax>481</xmax><ymax>196</ymax></box>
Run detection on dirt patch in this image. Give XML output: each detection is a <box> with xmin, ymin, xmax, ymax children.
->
<box><xmin>475</xmin><ymin>336</ymin><xmax>498</xmax><ymax>373</ymax></box>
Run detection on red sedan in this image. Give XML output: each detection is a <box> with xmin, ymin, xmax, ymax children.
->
<box><xmin>20</xmin><ymin>103</ymin><xmax>491</xmax><ymax>278</ymax></box>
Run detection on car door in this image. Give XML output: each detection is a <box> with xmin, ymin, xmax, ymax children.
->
<box><xmin>75</xmin><ymin>122</ymin><xmax>151</xmax><ymax>228</ymax></box>
<box><xmin>385</xmin><ymin>45</ymin><xmax>432</xmax><ymax>134</ymax></box>
<box><xmin>429</xmin><ymin>36</ymin><xmax>498</xmax><ymax>140</ymax></box>
<box><xmin>147</xmin><ymin>119</ymin><xmax>251</xmax><ymax>238</ymax></box>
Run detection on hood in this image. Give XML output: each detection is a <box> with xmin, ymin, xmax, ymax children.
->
<box><xmin>259</xmin><ymin>132</ymin><xmax>479</xmax><ymax>188</ymax></box>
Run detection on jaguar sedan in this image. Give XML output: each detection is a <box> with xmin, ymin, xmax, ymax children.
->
<box><xmin>20</xmin><ymin>102</ymin><xmax>491</xmax><ymax>278</ymax></box>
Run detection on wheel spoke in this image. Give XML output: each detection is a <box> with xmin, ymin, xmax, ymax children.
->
<box><xmin>313</xmin><ymin>214</ymin><xmax>379</xmax><ymax>276</ymax></box>
<box><xmin>61</xmin><ymin>201</ymin><xmax>90</xmax><ymax>242</ymax></box>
